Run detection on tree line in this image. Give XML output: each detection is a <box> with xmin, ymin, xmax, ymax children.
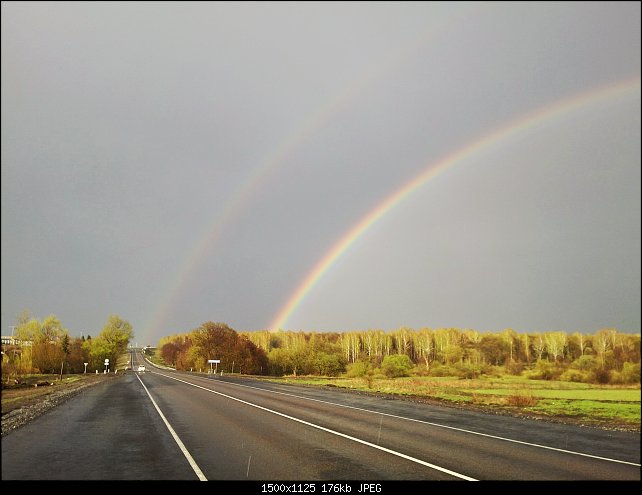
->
<box><xmin>4</xmin><ymin>313</ymin><xmax>639</xmax><ymax>386</ymax></box>
<box><xmin>158</xmin><ymin>324</ymin><xmax>640</xmax><ymax>385</ymax></box>
<box><xmin>2</xmin><ymin>312</ymin><xmax>133</xmax><ymax>381</ymax></box>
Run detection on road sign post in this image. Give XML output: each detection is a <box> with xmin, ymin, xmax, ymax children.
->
<box><xmin>104</xmin><ymin>358</ymin><xmax>109</xmax><ymax>374</ymax></box>
<box><xmin>208</xmin><ymin>359</ymin><xmax>220</xmax><ymax>374</ymax></box>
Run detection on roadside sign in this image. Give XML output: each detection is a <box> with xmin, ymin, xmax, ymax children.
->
<box><xmin>104</xmin><ymin>359</ymin><xmax>110</xmax><ymax>364</ymax></box>
<box><xmin>208</xmin><ymin>359</ymin><xmax>220</xmax><ymax>363</ymax></box>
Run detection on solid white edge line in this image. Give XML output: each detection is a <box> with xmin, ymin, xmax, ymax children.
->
<box><xmin>157</xmin><ymin>373</ymin><xmax>478</xmax><ymax>481</ymax></box>
<box><xmin>220</xmin><ymin>377</ymin><xmax>642</xmax><ymax>467</ymax></box>
<box><xmin>135</xmin><ymin>373</ymin><xmax>208</xmax><ymax>481</ymax></box>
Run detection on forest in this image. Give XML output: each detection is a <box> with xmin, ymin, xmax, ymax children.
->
<box><xmin>157</xmin><ymin>323</ymin><xmax>641</xmax><ymax>385</ymax></box>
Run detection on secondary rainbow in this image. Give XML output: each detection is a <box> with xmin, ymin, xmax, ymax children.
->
<box><xmin>136</xmin><ymin>4</ymin><xmax>474</xmax><ymax>344</ymax></box>
<box><xmin>269</xmin><ymin>76</ymin><xmax>641</xmax><ymax>331</ymax></box>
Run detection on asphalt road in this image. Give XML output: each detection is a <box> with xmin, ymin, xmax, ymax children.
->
<box><xmin>2</xmin><ymin>352</ymin><xmax>640</xmax><ymax>483</ymax></box>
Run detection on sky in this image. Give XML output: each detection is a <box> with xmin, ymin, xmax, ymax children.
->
<box><xmin>1</xmin><ymin>1</ymin><xmax>640</xmax><ymax>345</ymax></box>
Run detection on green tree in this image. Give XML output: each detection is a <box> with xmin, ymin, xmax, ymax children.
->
<box><xmin>100</xmin><ymin>314</ymin><xmax>133</xmax><ymax>367</ymax></box>
<box><xmin>267</xmin><ymin>347</ymin><xmax>308</xmax><ymax>376</ymax></box>
<box><xmin>83</xmin><ymin>315</ymin><xmax>133</xmax><ymax>371</ymax></box>
<box><xmin>31</xmin><ymin>315</ymin><xmax>68</xmax><ymax>374</ymax></box>
<box><xmin>312</xmin><ymin>352</ymin><xmax>346</xmax><ymax>376</ymax></box>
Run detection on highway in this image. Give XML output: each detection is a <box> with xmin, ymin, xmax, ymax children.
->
<box><xmin>2</xmin><ymin>351</ymin><xmax>640</xmax><ymax>481</ymax></box>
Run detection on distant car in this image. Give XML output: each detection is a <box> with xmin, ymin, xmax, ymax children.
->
<box><xmin>137</xmin><ymin>365</ymin><xmax>146</xmax><ymax>372</ymax></box>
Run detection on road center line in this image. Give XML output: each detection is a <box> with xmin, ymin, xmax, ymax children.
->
<box><xmin>135</xmin><ymin>374</ymin><xmax>208</xmax><ymax>481</ymax></box>
<box><xmin>156</xmin><ymin>373</ymin><xmax>477</xmax><ymax>480</ymax></box>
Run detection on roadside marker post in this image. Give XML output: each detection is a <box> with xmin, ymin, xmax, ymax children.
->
<box><xmin>208</xmin><ymin>359</ymin><xmax>220</xmax><ymax>375</ymax></box>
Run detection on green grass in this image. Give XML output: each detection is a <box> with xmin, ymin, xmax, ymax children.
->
<box><xmin>263</xmin><ymin>375</ymin><xmax>641</xmax><ymax>430</ymax></box>
<box><xmin>469</xmin><ymin>388</ymin><xmax>639</xmax><ymax>401</ymax></box>
<box><xmin>527</xmin><ymin>399</ymin><xmax>641</xmax><ymax>423</ymax></box>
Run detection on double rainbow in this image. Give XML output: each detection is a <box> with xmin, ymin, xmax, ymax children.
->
<box><xmin>269</xmin><ymin>77</ymin><xmax>641</xmax><ymax>331</ymax></box>
<box><xmin>137</xmin><ymin>3</ymin><xmax>475</xmax><ymax>343</ymax></box>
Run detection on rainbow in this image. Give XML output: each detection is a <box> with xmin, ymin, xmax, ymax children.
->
<box><xmin>137</xmin><ymin>4</ymin><xmax>475</xmax><ymax>343</ymax></box>
<box><xmin>269</xmin><ymin>76</ymin><xmax>641</xmax><ymax>331</ymax></box>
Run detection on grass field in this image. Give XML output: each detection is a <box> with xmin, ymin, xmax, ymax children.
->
<box><xmin>262</xmin><ymin>375</ymin><xmax>641</xmax><ymax>431</ymax></box>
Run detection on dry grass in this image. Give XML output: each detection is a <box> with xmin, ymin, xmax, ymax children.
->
<box><xmin>504</xmin><ymin>393</ymin><xmax>539</xmax><ymax>407</ymax></box>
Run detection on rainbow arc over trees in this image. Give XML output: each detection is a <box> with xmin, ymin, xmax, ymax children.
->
<box><xmin>137</xmin><ymin>3</ymin><xmax>475</xmax><ymax>344</ymax></box>
<box><xmin>269</xmin><ymin>77</ymin><xmax>641</xmax><ymax>331</ymax></box>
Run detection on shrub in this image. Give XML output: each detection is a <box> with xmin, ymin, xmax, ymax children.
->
<box><xmin>482</xmin><ymin>365</ymin><xmax>505</xmax><ymax>378</ymax></box>
<box><xmin>609</xmin><ymin>370</ymin><xmax>625</xmax><ymax>385</ymax></box>
<box><xmin>528</xmin><ymin>360</ymin><xmax>563</xmax><ymax>381</ymax></box>
<box><xmin>346</xmin><ymin>360</ymin><xmax>372</xmax><ymax>378</ymax></box>
<box><xmin>594</xmin><ymin>368</ymin><xmax>611</xmax><ymax>384</ymax></box>
<box><xmin>505</xmin><ymin>393</ymin><xmax>538</xmax><ymax>407</ymax></box>
<box><xmin>412</xmin><ymin>365</ymin><xmax>432</xmax><ymax>377</ymax></box>
<box><xmin>505</xmin><ymin>361</ymin><xmax>524</xmax><ymax>376</ymax></box>
<box><xmin>428</xmin><ymin>364</ymin><xmax>457</xmax><ymax>377</ymax></box>
<box><xmin>622</xmin><ymin>362</ymin><xmax>641</xmax><ymax>384</ymax></box>
<box><xmin>571</xmin><ymin>355</ymin><xmax>597</xmax><ymax>371</ymax></box>
<box><xmin>380</xmin><ymin>354</ymin><xmax>414</xmax><ymax>378</ymax></box>
<box><xmin>453</xmin><ymin>362</ymin><xmax>482</xmax><ymax>379</ymax></box>
<box><xmin>608</xmin><ymin>365</ymin><xmax>640</xmax><ymax>385</ymax></box>
<box><xmin>313</xmin><ymin>352</ymin><xmax>346</xmax><ymax>377</ymax></box>
<box><xmin>559</xmin><ymin>369</ymin><xmax>591</xmax><ymax>383</ymax></box>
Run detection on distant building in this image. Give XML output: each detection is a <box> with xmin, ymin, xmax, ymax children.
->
<box><xmin>1</xmin><ymin>336</ymin><xmax>32</xmax><ymax>346</ymax></box>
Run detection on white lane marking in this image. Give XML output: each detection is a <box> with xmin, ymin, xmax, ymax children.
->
<box><xmin>156</xmin><ymin>373</ymin><xmax>477</xmax><ymax>481</ymax></box>
<box><xmin>208</xmin><ymin>377</ymin><xmax>641</xmax><ymax>467</ymax></box>
<box><xmin>135</xmin><ymin>374</ymin><xmax>208</xmax><ymax>481</ymax></box>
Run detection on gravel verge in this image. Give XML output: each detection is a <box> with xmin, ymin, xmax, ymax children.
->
<box><xmin>1</xmin><ymin>374</ymin><xmax>123</xmax><ymax>437</ymax></box>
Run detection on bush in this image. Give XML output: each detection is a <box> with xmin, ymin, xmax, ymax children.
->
<box><xmin>505</xmin><ymin>361</ymin><xmax>524</xmax><ymax>376</ymax></box>
<box><xmin>594</xmin><ymin>368</ymin><xmax>611</xmax><ymax>384</ymax></box>
<box><xmin>313</xmin><ymin>352</ymin><xmax>346</xmax><ymax>377</ymax></box>
<box><xmin>505</xmin><ymin>393</ymin><xmax>538</xmax><ymax>407</ymax></box>
<box><xmin>453</xmin><ymin>362</ymin><xmax>482</xmax><ymax>379</ymax></box>
<box><xmin>528</xmin><ymin>360</ymin><xmax>563</xmax><ymax>381</ymax></box>
<box><xmin>428</xmin><ymin>364</ymin><xmax>458</xmax><ymax>377</ymax></box>
<box><xmin>609</xmin><ymin>370</ymin><xmax>625</xmax><ymax>385</ymax></box>
<box><xmin>570</xmin><ymin>355</ymin><xmax>597</xmax><ymax>371</ymax></box>
<box><xmin>621</xmin><ymin>362</ymin><xmax>641</xmax><ymax>384</ymax></box>
<box><xmin>559</xmin><ymin>369</ymin><xmax>591</xmax><ymax>383</ymax></box>
<box><xmin>346</xmin><ymin>360</ymin><xmax>372</xmax><ymax>378</ymax></box>
<box><xmin>482</xmin><ymin>365</ymin><xmax>505</xmax><ymax>378</ymax></box>
<box><xmin>380</xmin><ymin>354</ymin><xmax>414</xmax><ymax>378</ymax></box>
<box><xmin>411</xmin><ymin>365</ymin><xmax>432</xmax><ymax>377</ymax></box>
